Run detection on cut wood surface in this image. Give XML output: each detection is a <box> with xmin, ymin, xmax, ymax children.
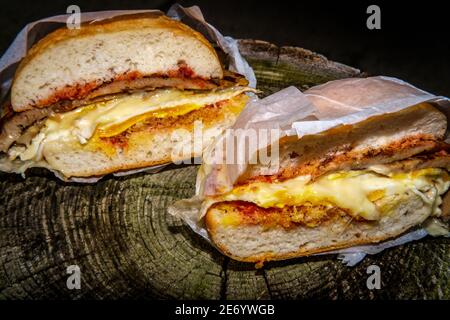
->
<box><xmin>0</xmin><ymin>40</ymin><xmax>448</xmax><ymax>299</ymax></box>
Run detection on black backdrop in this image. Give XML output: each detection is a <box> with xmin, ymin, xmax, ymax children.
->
<box><xmin>0</xmin><ymin>0</ymin><xmax>448</xmax><ymax>96</ymax></box>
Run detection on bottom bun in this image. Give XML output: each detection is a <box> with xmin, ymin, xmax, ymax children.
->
<box><xmin>34</xmin><ymin>95</ymin><xmax>246</xmax><ymax>178</ymax></box>
<box><xmin>205</xmin><ymin>191</ymin><xmax>434</xmax><ymax>264</ymax></box>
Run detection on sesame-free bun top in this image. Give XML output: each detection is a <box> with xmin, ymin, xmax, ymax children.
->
<box><xmin>11</xmin><ymin>13</ymin><xmax>223</xmax><ymax>112</ymax></box>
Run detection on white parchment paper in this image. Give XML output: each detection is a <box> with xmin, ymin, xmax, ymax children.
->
<box><xmin>170</xmin><ymin>76</ymin><xmax>450</xmax><ymax>266</ymax></box>
<box><xmin>0</xmin><ymin>4</ymin><xmax>256</xmax><ymax>182</ymax></box>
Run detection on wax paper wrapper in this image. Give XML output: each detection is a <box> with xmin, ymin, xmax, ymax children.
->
<box><xmin>169</xmin><ymin>76</ymin><xmax>450</xmax><ymax>266</ymax></box>
<box><xmin>0</xmin><ymin>4</ymin><xmax>256</xmax><ymax>183</ymax></box>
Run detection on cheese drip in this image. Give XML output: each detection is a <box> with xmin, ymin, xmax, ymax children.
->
<box><xmin>214</xmin><ymin>168</ymin><xmax>450</xmax><ymax>220</ymax></box>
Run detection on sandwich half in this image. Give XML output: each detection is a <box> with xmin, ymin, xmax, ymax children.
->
<box><xmin>203</xmin><ymin>102</ymin><xmax>450</xmax><ymax>263</ymax></box>
<box><xmin>0</xmin><ymin>13</ymin><xmax>252</xmax><ymax>178</ymax></box>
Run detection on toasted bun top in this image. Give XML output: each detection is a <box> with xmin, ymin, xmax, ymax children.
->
<box><xmin>239</xmin><ymin>103</ymin><xmax>447</xmax><ymax>183</ymax></box>
<box><xmin>200</xmin><ymin>102</ymin><xmax>448</xmax><ymax>196</ymax></box>
<box><xmin>11</xmin><ymin>13</ymin><xmax>223</xmax><ymax>112</ymax></box>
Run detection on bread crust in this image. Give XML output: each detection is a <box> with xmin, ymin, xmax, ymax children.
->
<box><xmin>205</xmin><ymin>203</ymin><xmax>380</xmax><ymax>264</ymax></box>
<box><xmin>12</xmin><ymin>13</ymin><xmax>223</xmax><ymax>112</ymax></box>
<box><xmin>14</xmin><ymin>13</ymin><xmax>217</xmax><ymax>82</ymax></box>
<box><xmin>205</xmin><ymin>195</ymin><xmax>434</xmax><ymax>265</ymax></box>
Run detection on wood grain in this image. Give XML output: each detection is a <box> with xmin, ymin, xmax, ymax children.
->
<box><xmin>0</xmin><ymin>40</ymin><xmax>448</xmax><ymax>299</ymax></box>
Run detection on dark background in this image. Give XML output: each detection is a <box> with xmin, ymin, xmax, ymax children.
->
<box><xmin>1</xmin><ymin>0</ymin><xmax>448</xmax><ymax>96</ymax></box>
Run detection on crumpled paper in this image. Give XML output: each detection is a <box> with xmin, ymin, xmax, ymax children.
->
<box><xmin>0</xmin><ymin>4</ymin><xmax>256</xmax><ymax>183</ymax></box>
<box><xmin>170</xmin><ymin>76</ymin><xmax>450</xmax><ymax>266</ymax></box>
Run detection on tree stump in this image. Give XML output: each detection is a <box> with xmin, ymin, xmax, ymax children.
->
<box><xmin>0</xmin><ymin>40</ymin><xmax>448</xmax><ymax>299</ymax></box>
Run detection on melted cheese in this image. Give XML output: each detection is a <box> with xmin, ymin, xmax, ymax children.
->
<box><xmin>14</xmin><ymin>87</ymin><xmax>251</xmax><ymax>161</ymax></box>
<box><xmin>215</xmin><ymin>168</ymin><xmax>450</xmax><ymax>220</ymax></box>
